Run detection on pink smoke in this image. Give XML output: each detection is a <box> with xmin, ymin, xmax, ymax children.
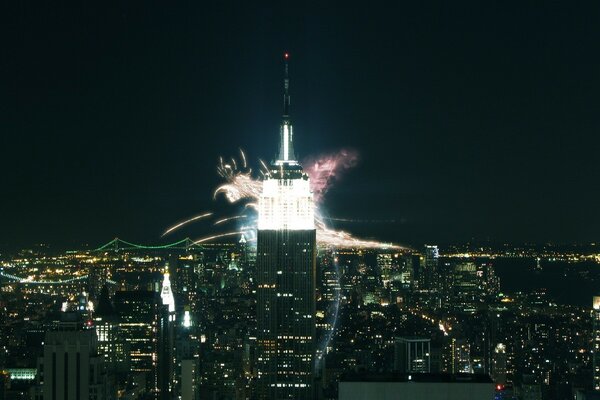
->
<box><xmin>302</xmin><ymin>149</ymin><xmax>359</xmax><ymax>203</ymax></box>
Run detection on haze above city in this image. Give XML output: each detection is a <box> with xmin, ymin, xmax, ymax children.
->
<box><xmin>3</xmin><ymin>3</ymin><xmax>600</xmax><ymax>248</ymax></box>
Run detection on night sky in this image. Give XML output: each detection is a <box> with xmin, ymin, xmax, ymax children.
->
<box><xmin>2</xmin><ymin>3</ymin><xmax>600</xmax><ymax>248</ymax></box>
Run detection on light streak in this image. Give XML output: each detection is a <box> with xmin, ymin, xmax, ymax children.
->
<box><xmin>161</xmin><ymin>212</ymin><xmax>213</xmax><ymax>237</ymax></box>
<box><xmin>214</xmin><ymin>173</ymin><xmax>262</xmax><ymax>202</ymax></box>
<box><xmin>322</xmin><ymin>216</ymin><xmax>396</xmax><ymax>223</ymax></box>
<box><xmin>239</xmin><ymin>148</ymin><xmax>247</xmax><ymax>168</ymax></box>
<box><xmin>315</xmin><ymin>218</ymin><xmax>401</xmax><ymax>249</ymax></box>
<box><xmin>214</xmin><ymin>215</ymin><xmax>247</xmax><ymax>225</ymax></box>
<box><xmin>193</xmin><ymin>231</ymin><xmax>246</xmax><ymax>244</ymax></box>
<box><xmin>259</xmin><ymin>159</ymin><xmax>270</xmax><ymax>174</ymax></box>
<box><xmin>212</xmin><ymin>150</ymin><xmax>405</xmax><ymax>250</ymax></box>
<box><xmin>316</xmin><ymin>251</ymin><xmax>342</xmax><ymax>370</ymax></box>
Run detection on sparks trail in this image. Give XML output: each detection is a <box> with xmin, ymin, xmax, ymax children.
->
<box><xmin>162</xmin><ymin>150</ymin><xmax>404</xmax><ymax>249</ymax></box>
<box><xmin>303</xmin><ymin>149</ymin><xmax>359</xmax><ymax>203</ymax></box>
<box><xmin>162</xmin><ymin>212</ymin><xmax>213</xmax><ymax>237</ymax></box>
<box><xmin>239</xmin><ymin>148</ymin><xmax>247</xmax><ymax>169</ymax></box>
<box><xmin>214</xmin><ymin>215</ymin><xmax>247</xmax><ymax>225</ymax></box>
<box><xmin>323</xmin><ymin>217</ymin><xmax>396</xmax><ymax>224</ymax></box>
<box><xmin>315</xmin><ymin>218</ymin><xmax>399</xmax><ymax>249</ymax></box>
<box><xmin>193</xmin><ymin>231</ymin><xmax>247</xmax><ymax>245</ymax></box>
<box><xmin>212</xmin><ymin>150</ymin><xmax>405</xmax><ymax>250</ymax></box>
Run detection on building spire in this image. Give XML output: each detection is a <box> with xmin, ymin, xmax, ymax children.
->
<box><xmin>283</xmin><ymin>52</ymin><xmax>290</xmax><ymax>119</ymax></box>
<box><xmin>277</xmin><ymin>52</ymin><xmax>296</xmax><ymax>164</ymax></box>
<box><xmin>161</xmin><ymin>267</ymin><xmax>175</xmax><ymax>315</ymax></box>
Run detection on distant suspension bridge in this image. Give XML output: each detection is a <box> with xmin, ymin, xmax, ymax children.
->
<box><xmin>93</xmin><ymin>237</ymin><xmax>204</xmax><ymax>252</ymax></box>
<box><xmin>0</xmin><ymin>238</ymin><xmax>201</xmax><ymax>285</ymax></box>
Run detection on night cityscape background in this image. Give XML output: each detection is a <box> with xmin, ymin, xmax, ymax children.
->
<box><xmin>2</xmin><ymin>2</ymin><xmax>600</xmax><ymax>400</ymax></box>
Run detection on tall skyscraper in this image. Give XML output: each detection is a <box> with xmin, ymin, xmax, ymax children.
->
<box><xmin>39</xmin><ymin>323</ymin><xmax>116</xmax><ymax>400</ymax></box>
<box><xmin>114</xmin><ymin>291</ymin><xmax>161</xmax><ymax>396</ymax></box>
<box><xmin>255</xmin><ymin>53</ymin><xmax>317</xmax><ymax>399</ymax></box>
<box><xmin>376</xmin><ymin>253</ymin><xmax>393</xmax><ymax>286</ymax></box>
<box><xmin>422</xmin><ymin>245</ymin><xmax>439</xmax><ymax>292</ymax></box>
<box><xmin>593</xmin><ymin>296</ymin><xmax>600</xmax><ymax>390</ymax></box>
<box><xmin>94</xmin><ymin>286</ymin><xmax>127</xmax><ymax>373</ymax></box>
<box><xmin>453</xmin><ymin>261</ymin><xmax>479</xmax><ymax>312</ymax></box>
<box><xmin>159</xmin><ymin>270</ymin><xmax>176</xmax><ymax>400</ymax></box>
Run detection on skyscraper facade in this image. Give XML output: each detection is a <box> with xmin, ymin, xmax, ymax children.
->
<box><xmin>255</xmin><ymin>54</ymin><xmax>317</xmax><ymax>399</ymax></box>
<box><xmin>114</xmin><ymin>291</ymin><xmax>161</xmax><ymax>395</ymax></box>
<box><xmin>422</xmin><ymin>245</ymin><xmax>439</xmax><ymax>292</ymax></box>
<box><xmin>593</xmin><ymin>296</ymin><xmax>600</xmax><ymax>390</ymax></box>
<box><xmin>40</xmin><ymin>325</ymin><xmax>115</xmax><ymax>400</ymax></box>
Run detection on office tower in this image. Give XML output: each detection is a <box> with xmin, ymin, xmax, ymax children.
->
<box><xmin>593</xmin><ymin>296</ymin><xmax>600</xmax><ymax>390</ymax></box>
<box><xmin>321</xmin><ymin>252</ymin><xmax>341</xmax><ymax>302</ymax></box>
<box><xmin>492</xmin><ymin>343</ymin><xmax>507</xmax><ymax>384</ymax></box>
<box><xmin>377</xmin><ymin>253</ymin><xmax>393</xmax><ymax>287</ymax></box>
<box><xmin>88</xmin><ymin>261</ymin><xmax>114</xmax><ymax>301</ymax></box>
<box><xmin>177</xmin><ymin>259</ymin><xmax>198</xmax><ymax>308</ymax></box>
<box><xmin>237</xmin><ymin>234</ymin><xmax>249</xmax><ymax>269</ymax></box>
<box><xmin>39</xmin><ymin>324</ymin><xmax>116</xmax><ymax>400</ymax></box>
<box><xmin>445</xmin><ymin>338</ymin><xmax>472</xmax><ymax>374</ymax></box>
<box><xmin>394</xmin><ymin>337</ymin><xmax>431</xmax><ymax>373</ymax></box>
<box><xmin>422</xmin><ymin>245</ymin><xmax>439</xmax><ymax>292</ymax></box>
<box><xmin>94</xmin><ymin>286</ymin><xmax>127</xmax><ymax>373</ymax></box>
<box><xmin>481</xmin><ymin>262</ymin><xmax>500</xmax><ymax>298</ymax></box>
<box><xmin>180</xmin><ymin>359</ymin><xmax>198</xmax><ymax>400</ymax></box>
<box><xmin>255</xmin><ymin>53</ymin><xmax>317</xmax><ymax>399</ymax></box>
<box><xmin>453</xmin><ymin>262</ymin><xmax>479</xmax><ymax>312</ymax></box>
<box><xmin>177</xmin><ymin>306</ymin><xmax>200</xmax><ymax>400</ymax></box>
<box><xmin>398</xmin><ymin>253</ymin><xmax>414</xmax><ymax>288</ymax></box>
<box><xmin>159</xmin><ymin>270</ymin><xmax>176</xmax><ymax>399</ymax></box>
<box><xmin>114</xmin><ymin>291</ymin><xmax>161</xmax><ymax>395</ymax></box>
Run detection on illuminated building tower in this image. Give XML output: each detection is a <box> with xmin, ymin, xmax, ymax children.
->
<box><xmin>255</xmin><ymin>53</ymin><xmax>317</xmax><ymax>399</ymax></box>
<box><xmin>491</xmin><ymin>343</ymin><xmax>507</xmax><ymax>385</ymax></box>
<box><xmin>237</xmin><ymin>233</ymin><xmax>249</xmax><ymax>268</ymax></box>
<box><xmin>593</xmin><ymin>296</ymin><xmax>600</xmax><ymax>390</ymax></box>
<box><xmin>94</xmin><ymin>286</ymin><xmax>127</xmax><ymax>373</ymax></box>
<box><xmin>422</xmin><ymin>245</ymin><xmax>439</xmax><ymax>292</ymax></box>
<box><xmin>376</xmin><ymin>253</ymin><xmax>393</xmax><ymax>287</ymax></box>
<box><xmin>444</xmin><ymin>338</ymin><xmax>472</xmax><ymax>374</ymax></box>
<box><xmin>176</xmin><ymin>306</ymin><xmax>200</xmax><ymax>400</ymax></box>
<box><xmin>453</xmin><ymin>262</ymin><xmax>479</xmax><ymax>312</ymax></box>
<box><xmin>159</xmin><ymin>270</ymin><xmax>176</xmax><ymax>400</ymax></box>
<box><xmin>114</xmin><ymin>291</ymin><xmax>161</xmax><ymax>395</ymax></box>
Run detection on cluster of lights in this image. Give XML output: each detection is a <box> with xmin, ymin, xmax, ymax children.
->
<box><xmin>258</xmin><ymin>174</ymin><xmax>314</xmax><ymax>231</ymax></box>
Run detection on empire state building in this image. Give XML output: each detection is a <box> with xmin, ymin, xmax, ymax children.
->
<box><xmin>255</xmin><ymin>53</ymin><xmax>317</xmax><ymax>399</ymax></box>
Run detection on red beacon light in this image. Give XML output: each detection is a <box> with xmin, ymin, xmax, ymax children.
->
<box><xmin>284</xmin><ymin>52</ymin><xmax>290</xmax><ymax>60</ymax></box>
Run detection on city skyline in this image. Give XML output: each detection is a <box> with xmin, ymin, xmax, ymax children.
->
<box><xmin>3</xmin><ymin>4</ymin><xmax>600</xmax><ymax>400</ymax></box>
<box><xmin>4</xmin><ymin>3</ymin><xmax>600</xmax><ymax>248</ymax></box>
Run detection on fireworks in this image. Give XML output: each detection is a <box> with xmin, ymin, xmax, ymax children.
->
<box><xmin>303</xmin><ymin>149</ymin><xmax>359</xmax><ymax>203</ymax></box>
<box><xmin>213</xmin><ymin>173</ymin><xmax>262</xmax><ymax>203</ymax></box>
<box><xmin>163</xmin><ymin>149</ymin><xmax>405</xmax><ymax>249</ymax></box>
<box><xmin>315</xmin><ymin>218</ymin><xmax>400</xmax><ymax>249</ymax></box>
<box><xmin>214</xmin><ymin>215</ymin><xmax>247</xmax><ymax>225</ymax></box>
<box><xmin>161</xmin><ymin>212</ymin><xmax>213</xmax><ymax>237</ymax></box>
<box><xmin>193</xmin><ymin>231</ymin><xmax>247</xmax><ymax>245</ymax></box>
